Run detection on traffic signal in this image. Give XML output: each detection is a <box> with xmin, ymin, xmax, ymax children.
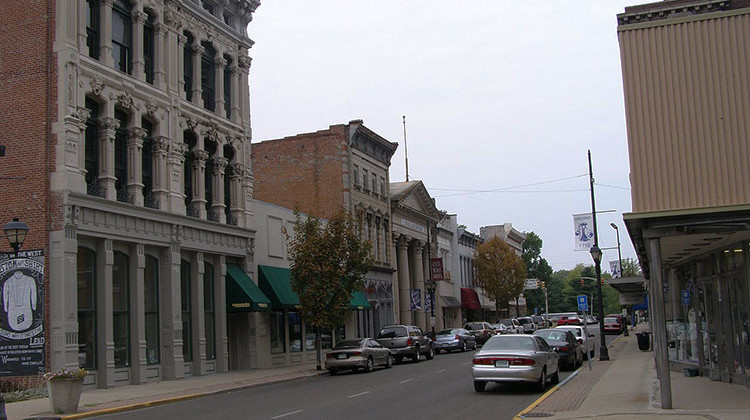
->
<box><xmin>580</xmin><ymin>278</ymin><xmax>585</xmax><ymax>286</ymax></box>
<box><xmin>541</xmin><ymin>281</ymin><xmax>546</xmax><ymax>290</ymax></box>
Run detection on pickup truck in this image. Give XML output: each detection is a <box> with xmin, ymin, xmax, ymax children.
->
<box><xmin>375</xmin><ymin>325</ymin><xmax>434</xmax><ymax>363</ymax></box>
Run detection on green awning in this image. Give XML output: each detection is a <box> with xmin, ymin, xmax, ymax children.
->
<box><xmin>258</xmin><ymin>265</ymin><xmax>300</xmax><ymax>310</ymax></box>
<box><xmin>349</xmin><ymin>290</ymin><xmax>371</xmax><ymax>310</ymax></box>
<box><xmin>226</xmin><ymin>264</ymin><xmax>271</xmax><ymax>312</ymax></box>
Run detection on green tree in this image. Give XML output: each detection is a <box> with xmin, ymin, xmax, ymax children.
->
<box><xmin>473</xmin><ymin>237</ymin><xmax>527</xmax><ymax>317</ymax></box>
<box><xmin>286</xmin><ymin>209</ymin><xmax>373</xmax><ymax>369</ymax></box>
<box><xmin>521</xmin><ymin>232</ymin><xmax>553</xmax><ymax>315</ymax></box>
<box><xmin>621</xmin><ymin>257</ymin><xmax>642</xmax><ymax>277</ymax></box>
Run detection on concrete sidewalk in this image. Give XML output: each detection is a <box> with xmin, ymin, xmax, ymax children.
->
<box><xmin>517</xmin><ymin>324</ymin><xmax>750</xmax><ymax>420</ymax></box>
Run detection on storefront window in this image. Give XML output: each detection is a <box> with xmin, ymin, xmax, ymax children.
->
<box><xmin>304</xmin><ymin>321</ymin><xmax>316</xmax><ymax>351</ymax></box>
<box><xmin>204</xmin><ymin>263</ymin><xmax>216</xmax><ymax>360</ymax></box>
<box><xmin>289</xmin><ymin>311</ymin><xmax>302</xmax><ymax>352</ymax></box>
<box><xmin>270</xmin><ymin>311</ymin><xmax>285</xmax><ymax>354</ymax></box>
<box><xmin>113</xmin><ymin>252</ymin><xmax>130</xmax><ymax>367</ymax></box>
<box><xmin>144</xmin><ymin>255</ymin><xmax>160</xmax><ymax>364</ymax></box>
<box><xmin>77</xmin><ymin>247</ymin><xmax>97</xmax><ymax>370</ymax></box>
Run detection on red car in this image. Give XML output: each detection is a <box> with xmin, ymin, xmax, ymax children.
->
<box><xmin>556</xmin><ymin>315</ymin><xmax>583</xmax><ymax>326</ymax></box>
<box><xmin>603</xmin><ymin>316</ymin><xmax>623</xmax><ymax>334</ymax></box>
<box><xmin>607</xmin><ymin>314</ymin><xmax>628</xmax><ymax>333</ymax></box>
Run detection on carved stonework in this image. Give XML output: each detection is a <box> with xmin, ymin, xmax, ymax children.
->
<box><xmin>215</xmin><ymin>57</ymin><xmax>227</xmax><ymax>68</ymax></box>
<box><xmin>184</xmin><ymin>116</ymin><xmax>200</xmax><ymax>132</ymax></box>
<box><xmin>98</xmin><ymin>117</ymin><xmax>119</xmax><ymax>134</ymax></box>
<box><xmin>153</xmin><ymin>136</ymin><xmax>170</xmax><ymax>155</ymax></box>
<box><xmin>145</xmin><ymin>103</ymin><xmax>159</xmax><ymax>118</ymax></box>
<box><xmin>193</xmin><ymin>149</ymin><xmax>209</xmax><ymax>163</ymax></box>
<box><xmin>115</xmin><ymin>91</ymin><xmax>138</xmax><ymax>111</ymax></box>
<box><xmin>171</xmin><ymin>224</ymin><xmax>183</xmax><ymax>242</ymax></box>
<box><xmin>237</xmin><ymin>55</ymin><xmax>252</xmax><ymax>71</ymax></box>
<box><xmin>128</xmin><ymin>127</ymin><xmax>148</xmax><ymax>142</ymax></box>
<box><xmin>229</xmin><ymin>162</ymin><xmax>244</xmax><ymax>177</ymax></box>
<box><xmin>202</xmin><ymin>123</ymin><xmax>220</xmax><ymax>143</ymax></box>
<box><xmin>90</xmin><ymin>76</ymin><xmax>105</xmax><ymax>96</ymax></box>
<box><xmin>212</xmin><ymin>157</ymin><xmax>228</xmax><ymax>173</ymax></box>
<box><xmin>132</xmin><ymin>10</ymin><xmax>147</xmax><ymax>25</ymax></box>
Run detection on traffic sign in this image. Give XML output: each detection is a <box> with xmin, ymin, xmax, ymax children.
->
<box><xmin>577</xmin><ymin>295</ymin><xmax>589</xmax><ymax>312</ymax></box>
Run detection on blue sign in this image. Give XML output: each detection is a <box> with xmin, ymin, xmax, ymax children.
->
<box><xmin>577</xmin><ymin>295</ymin><xmax>589</xmax><ymax>312</ymax></box>
<box><xmin>410</xmin><ymin>289</ymin><xmax>422</xmax><ymax>311</ymax></box>
<box><xmin>681</xmin><ymin>289</ymin><xmax>690</xmax><ymax>306</ymax></box>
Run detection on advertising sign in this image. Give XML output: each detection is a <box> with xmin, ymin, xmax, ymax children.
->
<box><xmin>573</xmin><ymin>213</ymin><xmax>595</xmax><ymax>251</ymax></box>
<box><xmin>430</xmin><ymin>258</ymin><xmax>444</xmax><ymax>281</ymax></box>
<box><xmin>0</xmin><ymin>249</ymin><xmax>46</xmax><ymax>377</ymax></box>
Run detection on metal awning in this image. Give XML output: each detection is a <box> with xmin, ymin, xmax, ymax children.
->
<box><xmin>440</xmin><ymin>296</ymin><xmax>461</xmax><ymax>307</ymax></box>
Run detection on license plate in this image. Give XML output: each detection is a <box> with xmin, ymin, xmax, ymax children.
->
<box><xmin>336</xmin><ymin>354</ymin><xmax>347</xmax><ymax>359</ymax></box>
<box><xmin>494</xmin><ymin>360</ymin><xmax>509</xmax><ymax>368</ymax></box>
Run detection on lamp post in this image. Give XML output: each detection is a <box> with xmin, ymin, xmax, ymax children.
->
<box><xmin>610</xmin><ymin>223</ymin><xmax>628</xmax><ymax>336</ymax></box>
<box><xmin>588</xmin><ymin>150</ymin><xmax>609</xmax><ymax>361</ymax></box>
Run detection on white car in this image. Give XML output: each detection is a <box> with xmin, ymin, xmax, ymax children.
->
<box><xmin>555</xmin><ymin>325</ymin><xmax>595</xmax><ymax>359</ymax></box>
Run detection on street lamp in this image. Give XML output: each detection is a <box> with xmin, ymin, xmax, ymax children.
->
<box><xmin>590</xmin><ymin>245</ymin><xmax>610</xmax><ymax>361</ymax></box>
<box><xmin>3</xmin><ymin>217</ymin><xmax>29</xmax><ymax>257</ymax></box>
<box><xmin>610</xmin><ymin>223</ymin><xmax>628</xmax><ymax>336</ymax></box>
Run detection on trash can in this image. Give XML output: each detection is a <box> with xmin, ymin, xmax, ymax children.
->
<box><xmin>636</xmin><ymin>332</ymin><xmax>650</xmax><ymax>351</ymax></box>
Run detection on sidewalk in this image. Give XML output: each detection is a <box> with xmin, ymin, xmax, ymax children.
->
<box><xmin>6</xmin><ymin>363</ymin><xmax>325</xmax><ymax>420</ymax></box>
<box><xmin>517</xmin><ymin>324</ymin><xmax>750</xmax><ymax>420</ymax></box>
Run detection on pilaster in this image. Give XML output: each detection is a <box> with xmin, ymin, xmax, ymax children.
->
<box><xmin>98</xmin><ymin>117</ymin><xmax>119</xmax><ymax>201</ymax></box>
<box><xmin>127</xmin><ymin>127</ymin><xmax>147</xmax><ymax>206</ymax></box>
<box><xmin>130</xmin><ymin>243</ymin><xmax>147</xmax><ymax>384</ymax></box>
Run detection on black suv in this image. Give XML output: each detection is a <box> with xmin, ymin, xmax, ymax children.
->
<box><xmin>375</xmin><ymin>325</ymin><xmax>434</xmax><ymax>363</ymax></box>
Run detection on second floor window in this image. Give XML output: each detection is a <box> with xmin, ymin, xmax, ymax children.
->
<box><xmin>223</xmin><ymin>55</ymin><xmax>232</xmax><ymax>118</ymax></box>
<box><xmin>112</xmin><ymin>0</ymin><xmax>132</xmax><ymax>74</ymax></box>
<box><xmin>84</xmin><ymin>98</ymin><xmax>100</xmax><ymax>196</ymax></box>
<box><xmin>144</xmin><ymin>13</ymin><xmax>156</xmax><ymax>84</ymax></box>
<box><xmin>86</xmin><ymin>0</ymin><xmax>100</xmax><ymax>59</ymax></box>
<box><xmin>201</xmin><ymin>43</ymin><xmax>216</xmax><ymax>111</ymax></box>
<box><xmin>183</xmin><ymin>32</ymin><xmax>194</xmax><ymax>101</ymax></box>
<box><xmin>114</xmin><ymin>109</ymin><xmax>129</xmax><ymax>202</ymax></box>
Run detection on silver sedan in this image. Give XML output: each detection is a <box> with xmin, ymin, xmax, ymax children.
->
<box><xmin>325</xmin><ymin>338</ymin><xmax>393</xmax><ymax>375</ymax></box>
<box><xmin>471</xmin><ymin>334</ymin><xmax>559</xmax><ymax>392</ymax></box>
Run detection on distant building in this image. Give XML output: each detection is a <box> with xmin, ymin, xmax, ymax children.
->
<box><xmin>480</xmin><ymin>224</ymin><xmax>528</xmax><ymax>318</ymax></box>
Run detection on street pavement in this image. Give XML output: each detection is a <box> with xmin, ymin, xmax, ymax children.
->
<box><xmin>6</xmin><ymin>323</ymin><xmax>749</xmax><ymax>419</ymax></box>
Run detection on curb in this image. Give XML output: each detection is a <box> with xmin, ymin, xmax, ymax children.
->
<box><xmin>43</xmin><ymin>370</ymin><xmax>328</xmax><ymax>420</ymax></box>
<box><xmin>513</xmin><ymin>330</ymin><xmax>630</xmax><ymax>420</ymax></box>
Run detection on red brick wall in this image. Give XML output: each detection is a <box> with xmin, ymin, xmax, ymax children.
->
<box><xmin>0</xmin><ymin>0</ymin><xmax>56</xmax><ymax>388</ymax></box>
<box><xmin>252</xmin><ymin>125</ymin><xmax>349</xmax><ymax>219</ymax></box>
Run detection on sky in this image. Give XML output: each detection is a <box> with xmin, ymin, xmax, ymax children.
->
<box><xmin>246</xmin><ymin>1</ymin><xmax>645</xmax><ymax>272</ymax></box>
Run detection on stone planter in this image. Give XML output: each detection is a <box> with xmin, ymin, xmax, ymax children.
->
<box><xmin>47</xmin><ymin>378</ymin><xmax>84</xmax><ymax>414</ymax></box>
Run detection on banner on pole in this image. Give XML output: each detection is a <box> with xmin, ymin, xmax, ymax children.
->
<box><xmin>573</xmin><ymin>213</ymin><xmax>595</xmax><ymax>251</ymax></box>
<box><xmin>410</xmin><ymin>289</ymin><xmax>422</xmax><ymax>311</ymax></box>
<box><xmin>424</xmin><ymin>290</ymin><xmax>434</xmax><ymax>313</ymax></box>
<box><xmin>609</xmin><ymin>260</ymin><xmax>622</xmax><ymax>278</ymax></box>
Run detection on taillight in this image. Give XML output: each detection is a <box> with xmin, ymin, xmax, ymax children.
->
<box><xmin>350</xmin><ymin>351</ymin><xmax>361</xmax><ymax>356</ymax></box>
<box><xmin>455</xmin><ymin>335</ymin><xmax>461</xmax><ymax>340</ymax></box>
<box><xmin>326</xmin><ymin>353</ymin><xmax>334</xmax><ymax>359</ymax></box>
<box><xmin>510</xmin><ymin>358</ymin><xmax>536</xmax><ymax>366</ymax></box>
<box><xmin>559</xmin><ymin>346</ymin><xmax>569</xmax><ymax>352</ymax></box>
<box><xmin>472</xmin><ymin>357</ymin><xmax>535</xmax><ymax>366</ymax></box>
<box><xmin>406</xmin><ymin>338</ymin><xmax>413</xmax><ymax>346</ymax></box>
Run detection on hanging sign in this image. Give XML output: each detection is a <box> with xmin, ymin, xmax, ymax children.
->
<box><xmin>573</xmin><ymin>213</ymin><xmax>595</xmax><ymax>251</ymax></box>
<box><xmin>410</xmin><ymin>289</ymin><xmax>422</xmax><ymax>311</ymax></box>
<box><xmin>430</xmin><ymin>258</ymin><xmax>444</xmax><ymax>281</ymax></box>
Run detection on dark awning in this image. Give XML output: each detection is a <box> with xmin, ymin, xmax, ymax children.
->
<box><xmin>258</xmin><ymin>265</ymin><xmax>301</xmax><ymax>310</ymax></box>
<box><xmin>440</xmin><ymin>296</ymin><xmax>461</xmax><ymax>308</ymax></box>
<box><xmin>461</xmin><ymin>288</ymin><xmax>481</xmax><ymax>310</ymax></box>
<box><xmin>349</xmin><ymin>291</ymin><xmax>372</xmax><ymax>310</ymax></box>
<box><xmin>225</xmin><ymin>264</ymin><xmax>271</xmax><ymax>312</ymax></box>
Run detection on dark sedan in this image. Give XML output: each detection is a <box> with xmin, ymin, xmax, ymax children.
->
<box><xmin>533</xmin><ymin>329</ymin><xmax>582</xmax><ymax>370</ymax></box>
<box><xmin>434</xmin><ymin>328</ymin><xmax>477</xmax><ymax>353</ymax></box>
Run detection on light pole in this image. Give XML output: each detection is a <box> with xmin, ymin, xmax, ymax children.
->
<box><xmin>588</xmin><ymin>150</ymin><xmax>609</xmax><ymax>361</ymax></box>
<box><xmin>610</xmin><ymin>223</ymin><xmax>628</xmax><ymax>336</ymax></box>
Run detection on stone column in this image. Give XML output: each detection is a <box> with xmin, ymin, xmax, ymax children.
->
<box><xmin>211</xmin><ymin>157</ymin><xmax>228</xmax><ymax>223</ymax></box>
<box><xmin>237</xmin><ymin>54</ymin><xmax>251</xmax><ymax>126</ymax></box>
<box><xmin>192</xmin><ymin>150</ymin><xmax>209</xmax><ymax>219</ymax></box>
<box><xmin>160</xmin><ymin>230</ymin><xmax>185</xmax><ymax>380</ymax></box>
<box><xmin>228</xmin><ymin>163</ymin><xmax>244</xmax><ymax>225</ymax></box>
<box><xmin>176</xmin><ymin>33</ymin><xmax>187</xmax><ymax>98</ymax></box>
<box><xmin>132</xmin><ymin>10</ymin><xmax>147</xmax><ymax>81</ymax></box>
<box><xmin>130</xmin><ymin>243</ymin><xmax>147</xmax><ymax>384</ymax></box>
<box><xmin>411</xmin><ymin>240</ymin><xmax>426</xmax><ymax>330</ymax></box>
<box><xmin>215</xmin><ymin>256</ymin><xmax>229</xmax><ymax>372</ymax></box>
<box><xmin>99</xmin><ymin>0</ymin><xmax>114</xmax><ymax>66</ymax></box>
<box><xmin>98</xmin><ymin>116</ymin><xmax>119</xmax><ymax>200</ymax></box>
<box><xmin>96</xmin><ymin>239</ymin><xmax>115</xmax><ymax>388</ymax></box>
<box><xmin>151</xmin><ymin>136</ymin><xmax>169</xmax><ymax>210</ymax></box>
<box><xmin>154</xmin><ymin>23</ymin><xmax>167</xmax><ymax>89</ymax></box>
<box><xmin>192</xmin><ymin>43</ymin><xmax>204</xmax><ymax>106</ymax></box>
<box><xmin>127</xmin><ymin>127</ymin><xmax>146</xmax><ymax>206</ymax></box>
<box><xmin>49</xmin><ymin>220</ymin><xmax>80</xmax><ymax>372</ymax></box>
<box><xmin>76</xmin><ymin>0</ymin><xmax>87</xmax><ymax>52</ymax></box>
<box><xmin>396</xmin><ymin>235</ymin><xmax>411</xmax><ymax>325</ymax></box>
<box><xmin>214</xmin><ymin>56</ymin><xmax>226</xmax><ymax>115</ymax></box>
<box><xmin>241</xmin><ymin>167</ymin><xmax>254</xmax><ymax>229</ymax></box>
<box><xmin>192</xmin><ymin>252</ymin><xmax>207</xmax><ymax>375</ymax></box>
<box><xmin>229</xmin><ymin>63</ymin><xmax>240</xmax><ymax>122</ymax></box>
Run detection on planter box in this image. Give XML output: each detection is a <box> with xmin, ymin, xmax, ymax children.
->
<box><xmin>47</xmin><ymin>378</ymin><xmax>84</xmax><ymax>414</ymax></box>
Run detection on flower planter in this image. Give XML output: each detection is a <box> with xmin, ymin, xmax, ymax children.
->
<box><xmin>47</xmin><ymin>378</ymin><xmax>84</xmax><ymax>414</ymax></box>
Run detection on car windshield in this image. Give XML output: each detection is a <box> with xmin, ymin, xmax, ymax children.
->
<box><xmin>333</xmin><ymin>339</ymin><xmax>364</xmax><ymax>349</ymax></box>
<box><xmin>559</xmin><ymin>328</ymin><xmax>582</xmax><ymax>337</ymax></box>
<box><xmin>377</xmin><ymin>327</ymin><xmax>407</xmax><ymax>338</ymax></box>
<box><xmin>483</xmin><ymin>336</ymin><xmax>535</xmax><ymax>351</ymax></box>
<box><xmin>536</xmin><ymin>331</ymin><xmax>567</xmax><ymax>341</ymax></box>
<box><xmin>499</xmin><ymin>319</ymin><xmax>514</xmax><ymax>326</ymax></box>
<box><xmin>518</xmin><ymin>318</ymin><xmax>531</xmax><ymax>325</ymax></box>
<box><xmin>466</xmin><ymin>323</ymin><xmax>483</xmax><ymax>330</ymax></box>
<box><xmin>437</xmin><ymin>329</ymin><xmax>456</xmax><ymax>335</ymax></box>
<box><xmin>604</xmin><ymin>317</ymin><xmax>618</xmax><ymax>323</ymax></box>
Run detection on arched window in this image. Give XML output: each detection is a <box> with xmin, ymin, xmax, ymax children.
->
<box><xmin>144</xmin><ymin>12</ymin><xmax>156</xmax><ymax>84</ymax></box>
<box><xmin>112</xmin><ymin>0</ymin><xmax>133</xmax><ymax>74</ymax></box>
<box><xmin>223</xmin><ymin>144</ymin><xmax>234</xmax><ymax>224</ymax></box>
<box><xmin>223</xmin><ymin>55</ymin><xmax>232</xmax><ymax>118</ymax></box>
<box><xmin>183</xmin><ymin>131</ymin><xmax>197</xmax><ymax>216</ymax></box>
<box><xmin>86</xmin><ymin>0</ymin><xmax>100</xmax><ymax>59</ymax></box>
<box><xmin>181</xmin><ymin>259</ymin><xmax>192</xmax><ymax>362</ymax></box>
<box><xmin>114</xmin><ymin>109</ymin><xmax>129</xmax><ymax>202</ymax></box>
<box><xmin>113</xmin><ymin>251</ymin><xmax>130</xmax><ymax>367</ymax></box>
<box><xmin>141</xmin><ymin>118</ymin><xmax>156</xmax><ymax>208</ymax></box>
<box><xmin>204</xmin><ymin>139</ymin><xmax>217</xmax><ymax>219</ymax></box>
<box><xmin>201</xmin><ymin>42</ymin><xmax>216</xmax><ymax>111</ymax></box>
<box><xmin>84</xmin><ymin>97</ymin><xmax>101</xmax><ymax>196</ymax></box>
<box><xmin>183</xmin><ymin>32</ymin><xmax>194</xmax><ymax>101</ymax></box>
<box><xmin>204</xmin><ymin>262</ymin><xmax>215</xmax><ymax>360</ymax></box>
<box><xmin>77</xmin><ymin>247</ymin><xmax>97</xmax><ymax>370</ymax></box>
<box><xmin>144</xmin><ymin>255</ymin><xmax>160</xmax><ymax>364</ymax></box>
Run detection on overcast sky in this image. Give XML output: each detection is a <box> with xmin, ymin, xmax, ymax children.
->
<box><xmin>247</xmin><ymin>1</ymin><xmax>645</xmax><ymax>272</ymax></box>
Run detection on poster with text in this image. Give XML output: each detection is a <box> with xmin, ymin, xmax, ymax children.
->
<box><xmin>0</xmin><ymin>249</ymin><xmax>45</xmax><ymax>376</ymax></box>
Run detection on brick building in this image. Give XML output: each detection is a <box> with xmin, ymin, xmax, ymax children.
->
<box><xmin>0</xmin><ymin>0</ymin><xmax>264</xmax><ymax>389</ymax></box>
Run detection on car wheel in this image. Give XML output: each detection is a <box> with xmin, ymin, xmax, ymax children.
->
<box><xmin>328</xmin><ymin>368</ymin><xmax>337</xmax><ymax>376</ymax></box>
<box><xmin>461</xmin><ymin>341</ymin><xmax>467</xmax><ymax>352</ymax></box>
<box><xmin>472</xmin><ymin>341</ymin><xmax>478</xmax><ymax>350</ymax></box>
<box><xmin>536</xmin><ymin>369</ymin><xmax>547</xmax><ymax>393</ymax></box>
<box><xmin>413</xmin><ymin>348</ymin><xmax>420</xmax><ymax>363</ymax></box>
<box><xmin>550</xmin><ymin>367</ymin><xmax>560</xmax><ymax>385</ymax></box>
<box><xmin>385</xmin><ymin>354</ymin><xmax>393</xmax><ymax>369</ymax></box>
<box><xmin>395</xmin><ymin>355</ymin><xmax>403</xmax><ymax>364</ymax></box>
<box><xmin>426</xmin><ymin>346</ymin><xmax>434</xmax><ymax>360</ymax></box>
<box><xmin>474</xmin><ymin>380</ymin><xmax>487</xmax><ymax>392</ymax></box>
<box><xmin>364</xmin><ymin>357</ymin><xmax>374</xmax><ymax>373</ymax></box>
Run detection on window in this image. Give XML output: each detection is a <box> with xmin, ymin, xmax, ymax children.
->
<box><xmin>84</xmin><ymin>98</ymin><xmax>100</xmax><ymax>196</ymax></box>
<box><xmin>204</xmin><ymin>263</ymin><xmax>216</xmax><ymax>360</ymax></box>
<box><xmin>363</xmin><ymin>169</ymin><xmax>369</xmax><ymax>191</ymax></box>
<box><xmin>113</xmin><ymin>251</ymin><xmax>130</xmax><ymax>367</ymax></box>
<box><xmin>353</xmin><ymin>165</ymin><xmax>360</xmax><ymax>186</ymax></box>
<box><xmin>223</xmin><ymin>55</ymin><xmax>232</xmax><ymax>118</ymax></box>
<box><xmin>144</xmin><ymin>13</ymin><xmax>156</xmax><ymax>84</ymax></box>
<box><xmin>304</xmin><ymin>321</ymin><xmax>316</xmax><ymax>351</ymax></box>
<box><xmin>372</xmin><ymin>173</ymin><xmax>377</xmax><ymax>195</ymax></box>
<box><xmin>201</xmin><ymin>42</ymin><xmax>216</xmax><ymax>111</ymax></box>
<box><xmin>380</xmin><ymin>177</ymin><xmax>385</xmax><ymax>197</ymax></box>
<box><xmin>202</xmin><ymin>1</ymin><xmax>214</xmax><ymax>15</ymax></box>
<box><xmin>289</xmin><ymin>311</ymin><xmax>302</xmax><ymax>352</ymax></box>
<box><xmin>86</xmin><ymin>0</ymin><xmax>100</xmax><ymax>59</ymax></box>
<box><xmin>112</xmin><ymin>0</ymin><xmax>132</xmax><ymax>74</ymax></box>
<box><xmin>270</xmin><ymin>311</ymin><xmax>285</xmax><ymax>354</ymax></box>
<box><xmin>141</xmin><ymin>118</ymin><xmax>155</xmax><ymax>208</ymax></box>
<box><xmin>223</xmin><ymin>13</ymin><xmax>232</xmax><ymax>26</ymax></box>
<box><xmin>183</xmin><ymin>32</ymin><xmax>194</xmax><ymax>101</ymax></box>
<box><xmin>114</xmin><ymin>109</ymin><xmax>129</xmax><ymax>202</ymax></box>
<box><xmin>181</xmin><ymin>259</ymin><xmax>192</xmax><ymax>362</ymax></box>
<box><xmin>77</xmin><ymin>247</ymin><xmax>97</xmax><ymax>370</ymax></box>
<box><xmin>144</xmin><ymin>255</ymin><xmax>160</xmax><ymax>365</ymax></box>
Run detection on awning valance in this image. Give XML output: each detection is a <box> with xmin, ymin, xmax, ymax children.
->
<box><xmin>258</xmin><ymin>265</ymin><xmax>301</xmax><ymax>310</ymax></box>
<box><xmin>225</xmin><ymin>264</ymin><xmax>271</xmax><ymax>312</ymax></box>
<box><xmin>440</xmin><ymin>296</ymin><xmax>461</xmax><ymax>308</ymax></box>
<box><xmin>349</xmin><ymin>291</ymin><xmax>372</xmax><ymax>310</ymax></box>
<box><xmin>461</xmin><ymin>288</ymin><xmax>481</xmax><ymax>310</ymax></box>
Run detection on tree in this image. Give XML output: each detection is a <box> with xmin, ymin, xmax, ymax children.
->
<box><xmin>521</xmin><ymin>232</ymin><xmax>553</xmax><ymax>315</ymax></box>
<box><xmin>621</xmin><ymin>257</ymin><xmax>642</xmax><ymax>277</ymax></box>
<box><xmin>286</xmin><ymin>209</ymin><xmax>373</xmax><ymax>369</ymax></box>
<box><xmin>473</xmin><ymin>237</ymin><xmax>527</xmax><ymax>318</ymax></box>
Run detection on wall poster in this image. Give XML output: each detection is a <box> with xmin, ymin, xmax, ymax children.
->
<box><xmin>0</xmin><ymin>249</ymin><xmax>45</xmax><ymax>376</ymax></box>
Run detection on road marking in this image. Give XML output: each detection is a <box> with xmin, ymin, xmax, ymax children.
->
<box><xmin>347</xmin><ymin>391</ymin><xmax>371</xmax><ymax>398</ymax></box>
<box><xmin>399</xmin><ymin>378</ymin><xmax>414</xmax><ymax>384</ymax></box>
<box><xmin>463</xmin><ymin>362</ymin><xmax>471</xmax><ymax>365</ymax></box>
<box><xmin>435</xmin><ymin>369</ymin><xmax>447</xmax><ymax>373</ymax></box>
<box><xmin>271</xmin><ymin>409</ymin><xmax>303</xmax><ymax>419</ymax></box>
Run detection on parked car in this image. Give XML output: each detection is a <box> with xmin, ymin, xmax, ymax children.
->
<box><xmin>434</xmin><ymin>328</ymin><xmax>477</xmax><ymax>353</ymax></box>
<box><xmin>555</xmin><ymin>325</ymin><xmax>595</xmax><ymax>359</ymax></box>
<box><xmin>376</xmin><ymin>325</ymin><xmax>434</xmax><ymax>363</ymax></box>
<box><xmin>471</xmin><ymin>334</ymin><xmax>559</xmax><ymax>393</ymax></box>
<box><xmin>498</xmin><ymin>318</ymin><xmax>524</xmax><ymax>334</ymax></box>
<box><xmin>608</xmin><ymin>314</ymin><xmax>628</xmax><ymax>333</ymax></box>
<box><xmin>490</xmin><ymin>323</ymin><xmax>510</xmax><ymax>335</ymax></box>
<box><xmin>603</xmin><ymin>316</ymin><xmax>624</xmax><ymax>334</ymax></box>
<box><xmin>584</xmin><ymin>315</ymin><xmax>598</xmax><ymax>324</ymax></box>
<box><xmin>325</xmin><ymin>338</ymin><xmax>393</xmax><ymax>375</ymax></box>
<box><xmin>531</xmin><ymin>315</ymin><xmax>549</xmax><ymax>329</ymax></box>
<box><xmin>548</xmin><ymin>312</ymin><xmax>578</xmax><ymax>327</ymax></box>
<box><xmin>556</xmin><ymin>315</ymin><xmax>584</xmax><ymax>326</ymax></box>
<box><xmin>464</xmin><ymin>322</ymin><xmax>496</xmax><ymax>345</ymax></box>
<box><xmin>517</xmin><ymin>316</ymin><xmax>537</xmax><ymax>334</ymax></box>
<box><xmin>533</xmin><ymin>329</ymin><xmax>583</xmax><ymax>370</ymax></box>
